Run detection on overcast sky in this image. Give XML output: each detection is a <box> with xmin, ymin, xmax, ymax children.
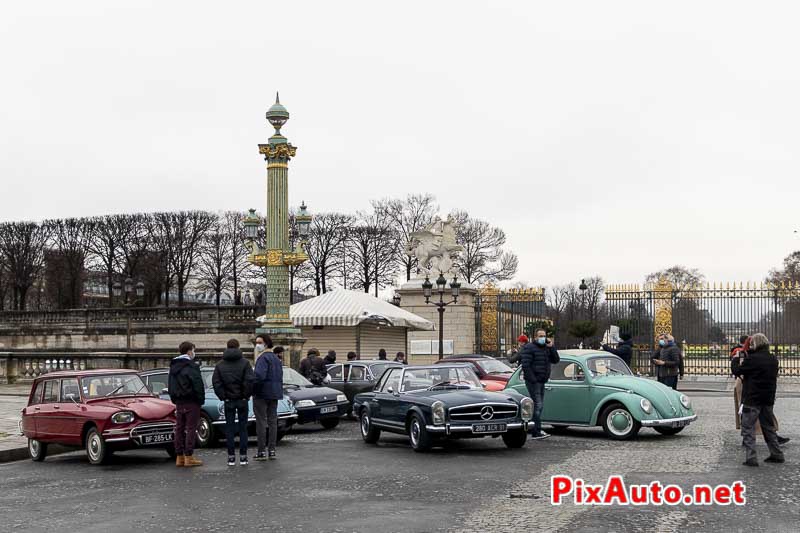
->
<box><xmin>1</xmin><ymin>1</ymin><xmax>798</xmax><ymax>288</ymax></box>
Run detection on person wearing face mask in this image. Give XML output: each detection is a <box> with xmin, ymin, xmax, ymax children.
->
<box><xmin>651</xmin><ymin>334</ymin><xmax>681</xmax><ymax>390</ymax></box>
<box><xmin>519</xmin><ymin>329</ymin><xmax>560</xmax><ymax>440</ymax></box>
<box><xmin>168</xmin><ymin>341</ymin><xmax>205</xmax><ymax>467</ymax></box>
<box><xmin>253</xmin><ymin>338</ymin><xmax>283</xmax><ymax>461</ymax></box>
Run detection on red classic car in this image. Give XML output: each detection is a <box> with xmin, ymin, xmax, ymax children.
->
<box><xmin>434</xmin><ymin>355</ymin><xmax>514</xmax><ymax>391</ymax></box>
<box><xmin>20</xmin><ymin>369</ymin><xmax>177</xmax><ymax>465</ymax></box>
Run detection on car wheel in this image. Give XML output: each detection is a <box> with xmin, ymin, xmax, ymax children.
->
<box><xmin>360</xmin><ymin>409</ymin><xmax>381</xmax><ymax>444</ymax></box>
<box><xmin>195</xmin><ymin>414</ymin><xmax>214</xmax><ymax>448</ymax></box>
<box><xmin>85</xmin><ymin>428</ymin><xmax>110</xmax><ymax>465</ymax></box>
<box><xmin>600</xmin><ymin>403</ymin><xmax>641</xmax><ymax>440</ymax></box>
<box><xmin>502</xmin><ymin>429</ymin><xmax>527</xmax><ymax>448</ymax></box>
<box><xmin>408</xmin><ymin>413</ymin><xmax>432</xmax><ymax>452</ymax></box>
<box><xmin>28</xmin><ymin>438</ymin><xmax>48</xmax><ymax>462</ymax></box>
<box><xmin>320</xmin><ymin>418</ymin><xmax>340</xmax><ymax>430</ymax></box>
<box><xmin>654</xmin><ymin>426</ymin><xmax>686</xmax><ymax>436</ymax></box>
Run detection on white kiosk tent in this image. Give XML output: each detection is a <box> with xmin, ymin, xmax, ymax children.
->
<box><xmin>288</xmin><ymin>290</ymin><xmax>434</xmax><ymax>360</ymax></box>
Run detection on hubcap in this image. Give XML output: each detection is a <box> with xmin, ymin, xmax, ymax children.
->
<box><xmin>197</xmin><ymin>419</ymin><xmax>210</xmax><ymax>441</ymax></box>
<box><xmin>608</xmin><ymin>409</ymin><xmax>633</xmax><ymax>435</ymax></box>
<box><xmin>361</xmin><ymin>415</ymin><xmax>370</xmax><ymax>436</ymax></box>
<box><xmin>88</xmin><ymin>435</ymin><xmax>101</xmax><ymax>460</ymax></box>
<box><xmin>29</xmin><ymin>439</ymin><xmax>39</xmax><ymax>456</ymax></box>
<box><xmin>410</xmin><ymin>420</ymin><xmax>420</xmax><ymax>446</ymax></box>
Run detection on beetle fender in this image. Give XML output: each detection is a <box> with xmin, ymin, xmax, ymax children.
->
<box><xmin>590</xmin><ymin>392</ymin><xmax>646</xmax><ymax>425</ymax></box>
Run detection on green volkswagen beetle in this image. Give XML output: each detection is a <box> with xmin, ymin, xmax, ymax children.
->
<box><xmin>505</xmin><ymin>350</ymin><xmax>697</xmax><ymax>440</ymax></box>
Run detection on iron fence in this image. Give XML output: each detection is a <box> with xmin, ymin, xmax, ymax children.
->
<box><xmin>606</xmin><ymin>281</ymin><xmax>800</xmax><ymax>377</ymax></box>
<box><xmin>474</xmin><ymin>287</ymin><xmax>547</xmax><ymax>357</ymax></box>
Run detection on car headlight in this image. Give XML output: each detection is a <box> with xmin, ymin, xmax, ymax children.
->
<box><xmin>218</xmin><ymin>403</ymin><xmax>226</xmax><ymax>416</ymax></box>
<box><xmin>431</xmin><ymin>401</ymin><xmax>445</xmax><ymax>425</ymax></box>
<box><xmin>111</xmin><ymin>411</ymin><xmax>135</xmax><ymax>424</ymax></box>
<box><xmin>295</xmin><ymin>400</ymin><xmax>316</xmax><ymax>408</ymax></box>
<box><xmin>336</xmin><ymin>394</ymin><xmax>347</xmax><ymax>403</ymax></box>
<box><xmin>520</xmin><ymin>397</ymin><xmax>533</xmax><ymax>421</ymax></box>
<box><xmin>640</xmin><ymin>398</ymin><xmax>652</xmax><ymax>414</ymax></box>
<box><xmin>680</xmin><ymin>394</ymin><xmax>691</xmax><ymax>409</ymax></box>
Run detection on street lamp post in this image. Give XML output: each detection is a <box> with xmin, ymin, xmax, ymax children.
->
<box><xmin>423</xmin><ymin>274</ymin><xmax>461</xmax><ymax>360</ymax></box>
<box><xmin>113</xmin><ymin>278</ymin><xmax>145</xmax><ymax>352</ymax></box>
<box><xmin>243</xmin><ymin>94</ymin><xmax>311</xmax><ymax>366</ymax></box>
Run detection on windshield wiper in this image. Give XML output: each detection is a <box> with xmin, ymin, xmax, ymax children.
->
<box><xmin>605</xmin><ymin>367</ymin><xmax>624</xmax><ymax>375</ymax></box>
<box><xmin>283</xmin><ymin>383</ymin><xmax>301</xmax><ymax>389</ymax></box>
<box><xmin>487</xmin><ymin>371</ymin><xmax>510</xmax><ymax>375</ymax></box>
<box><xmin>427</xmin><ymin>380</ymin><xmax>452</xmax><ymax>390</ymax></box>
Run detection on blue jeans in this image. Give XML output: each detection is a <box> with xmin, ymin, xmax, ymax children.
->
<box><xmin>525</xmin><ymin>381</ymin><xmax>546</xmax><ymax>434</ymax></box>
<box><xmin>224</xmin><ymin>399</ymin><xmax>249</xmax><ymax>456</ymax></box>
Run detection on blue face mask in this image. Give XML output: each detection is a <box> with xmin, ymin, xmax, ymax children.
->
<box><xmin>536</xmin><ymin>337</ymin><xmax>547</xmax><ymax>346</ymax></box>
<box><xmin>658</xmin><ymin>340</ymin><xmax>666</xmax><ymax>347</ymax></box>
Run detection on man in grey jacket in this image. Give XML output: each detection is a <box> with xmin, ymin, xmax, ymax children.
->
<box><xmin>652</xmin><ymin>334</ymin><xmax>681</xmax><ymax>389</ymax></box>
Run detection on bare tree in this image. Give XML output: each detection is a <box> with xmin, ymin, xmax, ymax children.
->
<box><xmin>43</xmin><ymin>218</ymin><xmax>94</xmax><ymax>309</ymax></box>
<box><xmin>0</xmin><ymin>221</ymin><xmax>50</xmax><ymax>310</ymax></box>
<box><xmin>374</xmin><ymin>194</ymin><xmax>438</xmax><ymax>281</ymax></box>
<box><xmin>646</xmin><ymin>265</ymin><xmax>705</xmax><ymax>292</ymax></box>
<box><xmin>87</xmin><ymin>214</ymin><xmax>131</xmax><ymax>306</ymax></box>
<box><xmin>449</xmin><ymin>210</ymin><xmax>518</xmax><ymax>286</ymax></box>
<box><xmin>153</xmin><ymin>211</ymin><xmax>215</xmax><ymax>306</ymax></box>
<box><xmin>767</xmin><ymin>251</ymin><xmax>800</xmax><ymax>286</ymax></box>
<box><xmin>196</xmin><ymin>216</ymin><xmax>234</xmax><ymax>306</ymax></box>
<box><xmin>347</xmin><ymin>210</ymin><xmax>399</xmax><ymax>296</ymax></box>
<box><xmin>301</xmin><ymin>212</ymin><xmax>353</xmax><ymax>295</ymax></box>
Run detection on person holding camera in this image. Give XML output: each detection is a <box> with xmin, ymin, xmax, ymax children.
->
<box><xmin>519</xmin><ymin>329</ymin><xmax>560</xmax><ymax>440</ymax></box>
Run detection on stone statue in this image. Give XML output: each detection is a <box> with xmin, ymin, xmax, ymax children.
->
<box><xmin>405</xmin><ymin>215</ymin><xmax>463</xmax><ymax>278</ymax></box>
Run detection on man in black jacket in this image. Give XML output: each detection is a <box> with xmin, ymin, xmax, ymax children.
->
<box><xmin>299</xmin><ymin>348</ymin><xmax>327</xmax><ymax>385</ymax></box>
<box><xmin>168</xmin><ymin>341</ymin><xmax>205</xmax><ymax>467</ymax></box>
<box><xmin>212</xmin><ymin>339</ymin><xmax>255</xmax><ymax>466</ymax></box>
<box><xmin>519</xmin><ymin>329</ymin><xmax>560</xmax><ymax>440</ymax></box>
<box><xmin>601</xmin><ymin>332</ymin><xmax>633</xmax><ymax>368</ymax></box>
<box><xmin>732</xmin><ymin>333</ymin><xmax>784</xmax><ymax>467</ymax></box>
<box><xmin>652</xmin><ymin>334</ymin><xmax>681</xmax><ymax>389</ymax></box>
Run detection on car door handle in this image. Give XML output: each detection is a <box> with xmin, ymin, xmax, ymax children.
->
<box><xmin>545</xmin><ymin>386</ymin><xmax>553</xmax><ymax>391</ymax></box>
<box><xmin>53</xmin><ymin>405</ymin><xmax>60</xmax><ymax>410</ymax></box>
<box><xmin>34</xmin><ymin>407</ymin><xmax>40</xmax><ymax>411</ymax></box>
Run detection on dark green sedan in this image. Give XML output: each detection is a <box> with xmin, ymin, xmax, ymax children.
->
<box><xmin>505</xmin><ymin>350</ymin><xmax>697</xmax><ymax>440</ymax></box>
<box><xmin>353</xmin><ymin>364</ymin><xmax>533</xmax><ymax>452</ymax></box>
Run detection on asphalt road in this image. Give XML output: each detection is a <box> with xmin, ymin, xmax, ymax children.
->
<box><xmin>1</xmin><ymin>394</ymin><xmax>798</xmax><ymax>533</ymax></box>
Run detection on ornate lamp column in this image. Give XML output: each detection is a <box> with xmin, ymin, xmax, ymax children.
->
<box><xmin>244</xmin><ymin>93</ymin><xmax>310</xmax><ymax>367</ymax></box>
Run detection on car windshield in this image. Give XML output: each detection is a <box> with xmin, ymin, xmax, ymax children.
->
<box><xmin>81</xmin><ymin>374</ymin><xmax>150</xmax><ymax>398</ymax></box>
<box><xmin>283</xmin><ymin>368</ymin><xmax>312</xmax><ymax>387</ymax></box>
<box><xmin>201</xmin><ymin>369</ymin><xmax>214</xmax><ymax>389</ymax></box>
<box><xmin>401</xmin><ymin>366</ymin><xmax>482</xmax><ymax>392</ymax></box>
<box><xmin>475</xmin><ymin>359</ymin><xmax>513</xmax><ymax>374</ymax></box>
<box><xmin>587</xmin><ymin>357</ymin><xmax>633</xmax><ymax>376</ymax></box>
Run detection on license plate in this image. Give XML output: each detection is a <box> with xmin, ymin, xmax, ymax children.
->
<box><xmin>472</xmin><ymin>423</ymin><xmax>507</xmax><ymax>434</ymax></box>
<box><xmin>142</xmin><ymin>433</ymin><xmax>173</xmax><ymax>444</ymax></box>
<box><xmin>672</xmin><ymin>420</ymin><xmax>688</xmax><ymax>428</ymax></box>
<box><xmin>320</xmin><ymin>406</ymin><xmax>338</xmax><ymax>414</ymax></box>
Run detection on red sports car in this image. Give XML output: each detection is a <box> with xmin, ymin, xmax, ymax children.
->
<box><xmin>434</xmin><ymin>356</ymin><xmax>515</xmax><ymax>391</ymax></box>
<box><xmin>20</xmin><ymin>369</ymin><xmax>177</xmax><ymax>465</ymax></box>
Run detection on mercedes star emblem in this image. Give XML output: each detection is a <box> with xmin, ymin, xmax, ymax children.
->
<box><xmin>480</xmin><ymin>406</ymin><xmax>494</xmax><ymax>420</ymax></box>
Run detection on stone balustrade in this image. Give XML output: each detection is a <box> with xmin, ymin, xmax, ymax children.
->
<box><xmin>0</xmin><ymin>351</ymin><xmax>245</xmax><ymax>384</ymax></box>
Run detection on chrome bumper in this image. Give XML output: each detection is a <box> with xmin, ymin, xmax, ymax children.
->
<box><xmin>103</xmin><ymin>422</ymin><xmax>175</xmax><ymax>444</ymax></box>
<box><xmin>212</xmin><ymin>413</ymin><xmax>298</xmax><ymax>426</ymax></box>
<box><xmin>425</xmin><ymin>422</ymin><xmax>528</xmax><ymax>434</ymax></box>
<box><xmin>641</xmin><ymin>414</ymin><xmax>697</xmax><ymax>427</ymax></box>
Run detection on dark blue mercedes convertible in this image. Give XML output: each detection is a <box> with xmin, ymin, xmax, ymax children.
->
<box><xmin>352</xmin><ymin>364</ymin><xmax>533</xmax><ymax>452</ymax></box>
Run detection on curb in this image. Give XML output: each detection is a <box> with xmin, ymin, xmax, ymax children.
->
<box><xmin>0</xmin><ymin>443</ymin><xmax>70</xmax><ymax>464</ymax></box>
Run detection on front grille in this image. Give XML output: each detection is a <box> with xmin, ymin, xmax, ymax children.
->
<box><xmin>315</xmin><ymin>397</ymin><xmax>337</xmax><ymax>406</ymax></box>
<box><xmin>130</xmin><ymin>422</ymin><xmax>174</xmax><ymax>438</ymax></box>
<box><xmin>449</xmin><ymin>403</ymin><xmax>518</xmax><ymax>422</ymax></box>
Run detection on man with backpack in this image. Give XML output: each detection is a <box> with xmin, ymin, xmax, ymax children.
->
<box><xmin>299</xmin><ymin>348</ymin><xmax>327</xmax><ymax>386</ymax></box>
<box><xmin>212</xmin><ymin>339</ymin><xmax>255</xmax><ymax>466</ymax></box>
<box><xmin>168</xmin><ymin>341</ymin><xmax>205</xmax><ymax>467</ymax></box>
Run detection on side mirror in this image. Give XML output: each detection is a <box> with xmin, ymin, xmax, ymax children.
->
<box><xmin>65</xmin><ymin>393</ymin><xmax>79</xmax><ymax>404</ymax></box>
<box><xmin>387</xmin><ymin>386</ymin><xmax>394</xmax><ymax>394</ymax></box>
<box><xmin>161</xmin><ymin>388</ymin><xmax>169</xmax><ymax>395</ymax></box>
<box><xmin>481</xmin><ymin>383</ymin><xmax>487</xmax><ymax>389</ymax></box>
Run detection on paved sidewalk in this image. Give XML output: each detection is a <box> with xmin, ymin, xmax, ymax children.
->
<box><xmin>0</xmin><ymin>395</ymin><xmax>27</xmax><ymax>462</ymax></box>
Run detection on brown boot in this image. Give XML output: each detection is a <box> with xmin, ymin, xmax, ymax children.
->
<box><xmin>183</xmin><ymin>455</ymin><xmax>203</xmax><ymax>467</ymax></box>
<box><xmin>175</xmin><ymin>455</ymin><xmax>185</xmax><ymax>467</ymax></box>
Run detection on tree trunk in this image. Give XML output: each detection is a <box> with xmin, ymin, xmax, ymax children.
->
<box><xmin>177</xmin><ymin>278</ymin><xmax>185</xmax><ymax>306</ymax></box>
